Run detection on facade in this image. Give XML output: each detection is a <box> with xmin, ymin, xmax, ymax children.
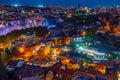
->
<box><xmin>11</xmin><ymin>38</ymin><xmax>26</xmax><ymax>48</ymax></box>
<box><xmin>11</xmin><ymin>32</ymin><xmax>36</xmax><ymax>48</ymax></box>
<box><xmin>26</xmin><ymin>32</ymin><xmax>36</xmax><ymax>47</ymax></box>
<box><xmin>95</xmin><ymin>60</ymin><xmax>120</xmax><ymax>74</ymax></box>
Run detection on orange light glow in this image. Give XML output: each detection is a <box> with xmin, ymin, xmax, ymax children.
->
<box><xmin>104</xmin><ymin>22</ymin><xmax>111</xmax><ymax>32</ymax></box>
<box><xmin>36</xmin><ymin>16</ymin><xmax>42</xmax><ymax>20</ymax></box>
<box><xmin>31</xmin><ymin>10</ymin><xmax>34</xmax><ymax>14</ymax></box>
<box><xmin>16</xmin><ymin>46</ymin><xmax>37</xmax><ymax>60</ymax></box>
<box><xmin>114</xmin><ymin>27</ymin><xmax>120</xmax><ymax>34</ymax></box>
<box><xmin>65</xmin><ymin>38</ymin><xmax>71</xmax><ymax>45</ymax></box>
<box><xmin>81</xmin><ymin>31</ymin><xmax>87</xmax><ymax>36</ymax></box>
<box><xmin>62</xmin><ymin>59</ymin><xmax>70</xmax><ymax>65</ymax></box>
<box><xmin>19</xmin><ymin>47</ymin><xmax>25</xmax><ymax>53</ymax></box>
<box><xmin>95</xmin><ymin>64</ymin><xmax>109</xmax><ymax>74</ymax></box>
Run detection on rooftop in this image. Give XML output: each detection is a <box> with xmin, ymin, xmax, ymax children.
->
<box><xmin>15</xmin><ymin>65</ymin><xmax>43</xmax><ymax>78</ymax></box>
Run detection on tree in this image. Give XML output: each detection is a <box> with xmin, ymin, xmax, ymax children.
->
<box><xmin>5</xmin><ymin>48</ymin><xmax>11</xmax><ymax>58</ymax></box>
<box><xmin>3</xmin><ymin>48</ymin><xmax>13</xmax><ymax>63</ymax></box>
<box><xmin>86</xmin><ymin>29</ymin><xmax>96</xmax><ymax>44</ymax></box>
<box><xmin>108</xmin><ymin>53</ymin><xmax>117</xmax><ymax>60</ymax></box>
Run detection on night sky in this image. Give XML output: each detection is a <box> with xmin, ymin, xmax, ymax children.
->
<box><xmin>0</xmin><ymin>0</ymin><xmax>119</xmax><ymax>7</ymax></box>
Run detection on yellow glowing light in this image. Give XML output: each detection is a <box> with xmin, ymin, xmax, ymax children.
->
<box><xmin>65</xmin><ymin>38</ymin><xmax>71</xmax><ymax>45</ymax></box>
<box><xmin>62</xmin><ymin>59</ymin><xmax>70</xmax><ymax>65</ymax></box>
<box><xmin>114</xmin><ymin>27</ymin><xmax>120</xmax><ymax>34</ymax></box>
<box><xmin>118</xmin><ymin>72</ymin><xmax>120</xmax><ymax>80</ymax></box>
<box><xmin>19</xmin><ymin>47</ymin><xmax>25</xmax><ymax>53</ymax></box>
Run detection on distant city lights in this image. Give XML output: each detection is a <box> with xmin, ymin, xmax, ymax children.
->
<box><xmin>38</xmin><ymin>5</ymin><xmax>44</xmax><ymax>8</ymax></box>
<box><xmin>12</xmin><ymin>4</ymin><xmax>19</xmax><ymax>7</ymax></box>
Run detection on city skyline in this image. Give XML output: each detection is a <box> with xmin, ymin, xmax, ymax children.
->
<box><xmin>0</xmin><ymin>1</ymin><xmax>120</xmax><ymax>80</ymax></box>
<box><xmin>0</xmin><ymin>0</ymin><xmax>120</xmax><ymax>7</ymax></box>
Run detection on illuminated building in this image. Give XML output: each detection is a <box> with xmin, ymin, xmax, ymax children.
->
<box><xmin>83</xmin><ymin>7</ymin><xmax>89</xmax><ymax>13</ymax></box>
<box><xmin>73</xmin><ymin>37</ymin><xmax>85</xmax><ymax>43</ymax></box>
<box><xmin>95</xmin><ymin>64</ymin><xmax>107</xmax><ymax>74</ymax></box>
<box><xmin>61</xmin><ymin>46</ymin><xmax>71</xmax><ymax>52</ymax></box>
<box><xmin>0</xmin><ymin>5</ymin><xmax>120</xmax><ymax>80</ymax></box>
<box><xmin>67</xmin><ymin>13</ymin><xmax>72</xmax><ymax>18</ymax></box>
<box><xmin>114</xmin><ymin>27</ymin><xmax>120</xmax><ymax>34</ymax></box>
<box><xmin>49</xmin><ymin>62</ymin><xmax>78</xmax><ymax>80</ymax></box>
<box><xmin>0</xmin><ymin>44</ymin><xmax>6</xmax><ymax>50</ymax></box>
<box><xmin>19</xmin><ymin>47</ymin><xmax>25</xmax><ymax>53</ymax></box>
<box><xmin>67</xmin><ymin>63</ymin><xmax>79</xmax><ymax>70</ymax></box>
<box><xmin>95</xmin><ymin>60</ymin><xmax>120</xmax><ymax>74</ymax></box>
<box><xmin>81</xmin><ymin>31</ymin><xmax>87</xmax><ymax>37</ymax></box>
<box><xmin>61</xmin><ymin>58</ymin><xmax>79</xmax><ymax>70</ymax></box>
<box><xmin>104</xmin><ymin>22</ymin><xmax>111</xmax><ymax>32</ymax></box>
<box><xmin>118</xmin><ymin>72</ymin><xmax>120</xmax><ymax>80</ymax></box>
<box><xmin>50</xmin><ymin>37</ymin><xmax>63</xmax><ymax>46</ymax></box>
<box><xmin>26</xmin><ymin>32</ymin><xmax>36</xmax><ymax>47</ymax></box>
<box><xmin>36</xmin><ymin>42</ymin><xmax>51</xmax><ymax>56</ymax></box>
<box><xmin>11</xmin><ymin>32</ymin><xmax>36</xmax><ymax>48</ymax></box>
<box><xmin>46</xmin><ymin>70</ymin><xmax>54</xmax><ymax>80</ymax></box>
<box><xmin>65</xmin><ymin>37</ymin><xmax>72</xmax><ymax>45</ymax></box>
<box><xmin>11</xmin><ymin>38</ymin><xmax>26</xmax><ymax>48</ymax></box>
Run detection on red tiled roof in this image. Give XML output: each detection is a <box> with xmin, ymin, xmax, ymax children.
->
<box><xmin>49</xmin><ymin>62</ymin><xmax>62</xmax><ymax>71</ymax></box>
<box><xmin>69</xmin><ymin>60</ymin><xmax>77</xmax><ymax>64</ymax></box>
<box><xmin>49</xmin><ymin>62</ymin><xmax>76</xmax><ymax>76</ymax></box>
<box><xmin>57</xmin><ymin>69</ymin><xmax>76</xmax><ymax>76</ymax></box>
